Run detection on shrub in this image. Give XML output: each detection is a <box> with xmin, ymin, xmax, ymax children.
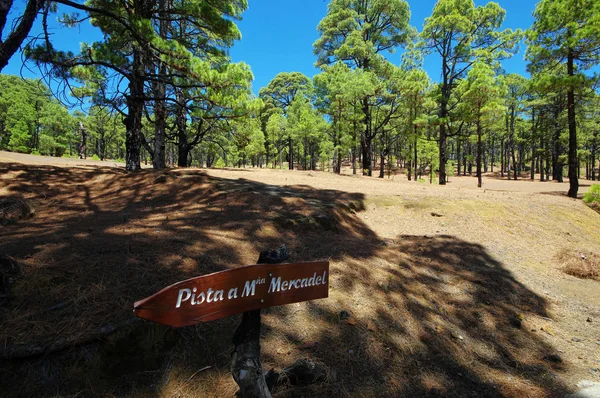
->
<box><xmin>557</xmin><ymin>249</ymin><xmax>599</xmax><ymax>281</ymax></box>
<box><xmin>91</xmin><ymin>154</ymin><xmax>100</xmax><ymax>161</ymax></box>
<box><xmin>583</xmin><ymin>184</ymin><xmax>600</xmax><ymax>205</ymax></box>
<box><xmin>214</xmin><ymin>158</ymin><xmax>226</xmax><ymax>168</ymax></box>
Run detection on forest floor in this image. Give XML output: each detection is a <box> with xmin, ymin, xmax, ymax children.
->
<box><xmin>1</xmin><ymin>152</ymin><xmax>599</xmax><ymax>397</ymax></box>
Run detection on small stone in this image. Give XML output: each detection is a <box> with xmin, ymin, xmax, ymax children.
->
<box><xmin>587</xmin><ymin>317</ymin><xmax>593</xmax><ymax>323</ymax></box>
<box><xmin>510</xmin><ymin>317</ymin><xmax>523</xmax><ymax>329</ymax></box>
<box><xmin>348</xmin><ymin>349</ymin><xmax>354</xmax><ymax>354</ymax></box>
<box><xmin>153</xmin><ymin>174</ymin><xmax>168</xmax><ymax>184</ymax></box>
<box><xmin>544</xmin><ymin>354</ymin><xmax>563</xmax><ymax>363</ymax></box>
<box><xmin>339</xmin><ymin>310</ymin><xmax>351</xmax><ymax>320</ymax></box>
<box><xmin>347</xmin><ymin>317</ymin><xmax>357</xmax><ymax>326</ymax></box>
<box><xmin>541</xmin><ymin>326</ymin><xmax>555</xmax><ymax>336</ymax></box>
<box><xmin>572</xmin><ymin>337</ymin><xmax>582</xmax><ymax>343</ymax></box>
<box><xmin>577</xmin><ymin>381</ymin><xmax>600</xmax><ymax>389</ymax></box>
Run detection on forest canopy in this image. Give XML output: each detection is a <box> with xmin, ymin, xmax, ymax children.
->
<box><xmin>0</xmin><ymin>0</ymin><xmax>599</xmax><ymax>198</ymax></box>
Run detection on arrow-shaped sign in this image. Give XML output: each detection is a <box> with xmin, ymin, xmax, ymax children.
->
<box><xmin>134</xmin><ymin>261</ymin><xmax>329</xmax><ymax>327</ymax></box>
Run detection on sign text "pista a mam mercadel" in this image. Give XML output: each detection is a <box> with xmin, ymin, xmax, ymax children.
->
<box><xmin>133</xmin><ymin>261</ymin><xmax>329</xmax><ymax>327</ymax></box>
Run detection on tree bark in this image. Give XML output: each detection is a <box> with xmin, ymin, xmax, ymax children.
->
<box><xmin>288</xmin><ymin>138</ymin><xmax>294</xmax><ymax>170</ymax></box>
<box><xmin>151</xmin><ymin>17</ymin><xmax>167</xmax><ymax>169</ymax></box>
<box><xmin>476</xmin><ymin>120</ymin><xmax>482</xmax><ymax>188</ymax></box>
<box><xmin>592</xmin><ymin>131</ymin><xmax>597</xmax><ymax>181</ymax></box>
<box><xmin>567</xmin><ymin>49</ymin><xmax>578</xmax><ymax>198</ymax></box>
<box><xmin>438</xmin><ymin>122</ymin><xmax>447</xmax><ymax>184</ymax></box>
<box><xmin>361</xmin><ymin>96</ymin><xmax>372</xmax><ymax>176</ymax></box>
<box><xmin>438</xmin><ymin>59</ymin><xmax>449</xmax><ymax>185</ymax></box>
<box><xmin>530</xmin><ymin>107</ymin><xmax>536</xmax><ymax>180</ymax></box>
<box><xmin>414</xmin><ymin>130</ymin><xmax>418</xmax><ymax>181</ymax></box>
<box><xmin>78</xmin><ymin>121</ymin><xmax>87</xmax><ymax>159</ymax></box>
<box><xmin>500</xmin><ymin>138</ymin><xmax>505</xmax><ymax>178</ymax></box>
<box><xmin>379</xmin><ymin>149</ymin><xmax>385</xmax><ymax>178</ymax></box>
<box><xmin>0</xmin><ymin>0</ymin><xmax>45</xmax><ymax>72</ymax></box>
<box><xmin>456</xmin><ymin>139</ymin><xmax>461</xmax><ymax>177</ymax></box>
<box><xmin>407</xmin><ymin>143</ymin><xmax>412</xmax><ymax>181</ymax></box>
<box><xmin>124</xmin><ymin>47</ymin><xmax>144</xmax><ymax>171</ymax></box>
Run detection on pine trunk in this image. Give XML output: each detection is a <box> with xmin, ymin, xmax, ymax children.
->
<box><xmin>567</xmin><ymin>50</ymin><xmax>578</xmax><ymax>198</ymax></box>
<box><xmin>477</xmin><ymin>120</ymin><xmax>482</xmax><ymax>188</ymax></box>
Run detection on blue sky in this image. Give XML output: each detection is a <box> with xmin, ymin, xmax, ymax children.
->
<box><xmin>4</xmin><ymin>0</ymin><xmax>537</xmax><ymax>96</ymax></box>
<box><xmin>229</xmin><ymin>0</ymin><xmax>536</xmax><ymax>93</ymax></box>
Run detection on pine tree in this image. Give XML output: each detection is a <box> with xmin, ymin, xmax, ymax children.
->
<box><xmin>422</xmin><ymin>0</ymin><xmax>521</xmax><ymax>184</ymax></box>
<box><xmin>527</xmin><ymin>0</ymin><xmax>600</xmax><ymax>197</ymax></box>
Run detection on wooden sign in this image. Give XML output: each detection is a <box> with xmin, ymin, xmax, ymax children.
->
<box><xmin>134</xmin><ymin>261</ymin><xmax>329</xmax><ymax>327</ymax></box>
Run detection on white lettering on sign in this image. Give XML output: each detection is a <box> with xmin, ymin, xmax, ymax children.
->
<box><xmin>175</xmin><ymin>287</ymin><xmax>227</xmax><ymax>308</ymax></box>
<box><xmin>268</xmin><ymin>271</ymin><xmax>328</xmax><ymax>293</ymax></box>
<box><xmin>242</xmin><ymin>280</ymin><xmax>257</xmax><ymax>297</ymax></box>
<box><xmin>176</xmin><ymin>288</ymin><xmax>191</xmax><ymax>308</ymax></box>
<box><xmin>174</xmin><ymin>272</ymin><xmax>327</xmax><ymax>309</ymax></box>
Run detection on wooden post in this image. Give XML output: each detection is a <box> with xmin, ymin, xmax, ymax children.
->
<box><xmin>231</xmin><ymin>245</ymin><xmax>289</xmax><ymax>398</ymax></box>
<box><xmin>133</xmin><ymin>245</ymin><xmax>328</xmax><ymax>395</ymax></box>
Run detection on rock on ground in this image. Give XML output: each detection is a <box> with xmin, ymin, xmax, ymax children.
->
<box><xmin>565</xmin><ymin>381</ymin><xmax>600</xmax><ymax>398</ymax></box>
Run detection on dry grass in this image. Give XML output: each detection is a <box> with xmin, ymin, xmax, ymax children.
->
<box><xmin>0</xmin><ymin>196</ymin><xmax>35</xmax><ymax>224</ymax></box>
<box><xmin>557</xmin><ymin>249</ymin><xmax>600</xmax><ymax>280</ymax></box>
<box><xmin>588</xmin><ymin>201</ymin><xmax>600</xmax><ymax>214</ymax></box>
<box><xmin>0</xmin><ymin>160</ymin><xmax>599</xmax><ymax>397</ymax></box>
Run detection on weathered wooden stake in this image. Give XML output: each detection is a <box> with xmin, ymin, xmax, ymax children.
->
<box><xmin>231</xmin><ymin>245</ymin><xmax>289</xmax><ymax>398</ymax></box>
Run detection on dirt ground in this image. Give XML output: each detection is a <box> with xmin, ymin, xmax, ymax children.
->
<box><xmin>1</xmin><ymin>152</ymin><xmax>599</xmax><ymax>398</ymax></box>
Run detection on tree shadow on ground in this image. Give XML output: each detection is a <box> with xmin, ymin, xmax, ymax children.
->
<box><xmin>0</xmin><ymin>162</ymin><xmax>570</xmax><ymax>397</ymax></box>
<box><xmin>262</xmin><ymin>235</ymin><xmax>567</xmax><ymax>397</ymax></box>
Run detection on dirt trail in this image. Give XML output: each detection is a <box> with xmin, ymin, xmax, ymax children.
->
<box><xmin>207</xmin><ymin>168</ymin><xmax>600</xmax><ymax>388</ymax></box>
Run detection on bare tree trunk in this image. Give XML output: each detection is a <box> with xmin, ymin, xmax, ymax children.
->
<box><xmin>456</xmin><ymin>139</ymin><xmax>461</xmax><ymax>177</ymax></box>
<box><xmin>288</xmin><ymin>139</ymin><xmax>294</xmax><ymax>170</ymax></box>
<box><xmin>500</xmin><ymin>138</ymin><xmax>505</xmax><ymax>178</ymax></box>
<box><xmin>151</xmin><ymin>0</ymin><xmax>167</xmax><ymax>170</ymax></box>
<box><xmin>477</xmin><ymin>120</ymin><xmax>482</xmax><ymax>188</ymax></box>
<box><xmin>407</xmin><ymin>143</ymin><xmax>412</xmax><ymax>181</ymax></box>
<box><xmin>567</xmin><ymin>49</ymin><xmax>578</xmax><ymax>198</ymax></box>
<box><xmin>414</xmin><ymin>131</ymin><xmax>418</xmax><ymax>181</ymax></box>
<box><xmin>124</xmin><ymin>47</ymin><xmax>144</xmax><ymax>171</ymax></box>
<box><xmin>361</xmin><ymin>96</ymin><xmax>373</xmax><ymax>176</ymax></box>
<box><xmin>490</xmin><ymin>136</ymin><xmax>494</xmax><ymax>173</ymax></box>
<box><xmin>351</xmin><ymin>146</ymin><xmax>356</xmax><ymax>175</ymax></box>
<box><xmin>78</xmin><ymin>122</ymin><xmax>87</xmax><ymax>159</ymax></box>
<box><xmin>0</xmin><ymin>0</ymin><xmax>45</xmax><ymax>72</ymax></box>
<box><xmin>592</xmin><ymin>131</ymin><xmax>598</xmax><ymax>181</ymax></box>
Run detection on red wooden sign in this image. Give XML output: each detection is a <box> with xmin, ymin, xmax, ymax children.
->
<box><xmin>134</xmin><ymin>261</ymin><xmax>329</xmax><ymax>327</ymax></box>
